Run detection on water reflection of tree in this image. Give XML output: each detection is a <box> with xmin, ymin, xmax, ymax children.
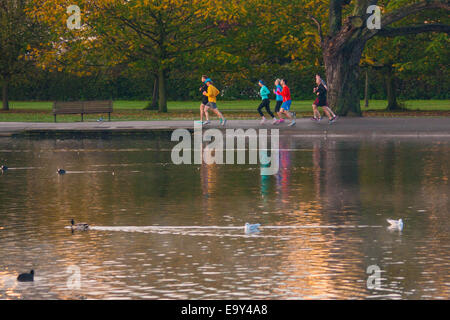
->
<box><xmin>271</xmin><ymin>138</ymin><xmax>365</xmax><ymax>298</ymax></box>
<box><xmin>2</xmin><ymin>137</ymin><xmax>449</xmax><ymax>299</ymax></box>
<box><xmin>357</xmin><ymin>140</ymin><xmax>449</xmax><ymax>298</ymax></box>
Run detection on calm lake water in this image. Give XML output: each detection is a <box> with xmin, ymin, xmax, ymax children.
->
<box><xmin>0</xmin><ymin>135</ymin><xmax>448</xmax><ymax>299</ymax></box>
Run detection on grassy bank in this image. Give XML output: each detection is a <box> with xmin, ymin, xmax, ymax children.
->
<box><xmin>0</xmin><ymin>100</ymin><xmax>448</xmax><ymax>122</ymax></box>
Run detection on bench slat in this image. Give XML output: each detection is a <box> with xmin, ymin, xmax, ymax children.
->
<box><xmin>83</xmin><ymin>100</ymin><xmax>113</xmax><ymax>113</ymax></box>
<box><xmin>53</xmin><ymin>102</ymin><xmax>83</xmax><ymax>114</ymax></box>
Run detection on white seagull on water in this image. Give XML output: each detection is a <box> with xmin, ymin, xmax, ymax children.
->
<box><xmin>387</xmin><ymin>219</ymin><xmax>403</xmax><ymax>231</ymax></box>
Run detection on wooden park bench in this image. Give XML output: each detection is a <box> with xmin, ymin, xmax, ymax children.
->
<box><xmin>53</xmin><ymin>100</ymin><xmax>113</xmax><ymax>122</ymax></box>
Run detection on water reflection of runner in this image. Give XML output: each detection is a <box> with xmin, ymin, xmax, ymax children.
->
<box><xmin>276</xmin><ymin>139</ymin><xmax>291</xmax><ymax>202</ymax></box>
<box><xmin>260</xmin><ymin>152</ymin><xmax>271</xmax><ymax>200</ymax></box>
<box><xmin>200</xmin><ymin>142</ymin><xmax>217</xmax><ymax>212</ymax></box>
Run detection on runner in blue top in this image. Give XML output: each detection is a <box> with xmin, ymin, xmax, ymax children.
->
<box><xmin>273</xmin><ymin>79</ymin><xmax>284</xmax><ymax>123</ymax></box>
<box><xmin>257</xmin><ymin>80</ymin><xmax>276</xmax><ymax>125</ymax></box>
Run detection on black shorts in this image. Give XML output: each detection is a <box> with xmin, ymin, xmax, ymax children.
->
<box><xmin>201</xmin><ymin>99</ymin><xmax>209</xmax><ymax>105</ymax></box>
<box><xmin>206</xmin><ymin>102</ymin><xmax>217</xmax><ymax>109</ymax></box>
<box><xmin>314</xmin><ymin>97</ymin><xmax>328</xmax><ymax>107</ymax></box>
<box><xmin>274</xmin><ymin>100</ymin><xmax>283</xmax><ymax>112</ymax></box>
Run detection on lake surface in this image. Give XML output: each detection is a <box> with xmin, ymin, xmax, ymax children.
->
<box><xmin>0</xmin><ymin>135</ymin><xmax>448</xmax><ymax>299</ymax></box>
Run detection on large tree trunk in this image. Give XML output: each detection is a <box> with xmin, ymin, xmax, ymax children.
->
<box><xmin>144</xmin><ymin>77</ymin><xmax>158</xmax><ymax>110</ymax></box>
<box><xmin>2</xmin><ymin>79</ymin><xmax>9</xmax><ymax>111</ymax></box>
<box><xmin>385</xmin><ymin>65</ymin><xmax>400</xmax><ymax>111</ymax></box>
<box><xmin>158</xmin><ymin>68</ymin><xmax>167</xmax><ymax>113</ymax></box>
<box><xmin>323</xmin><ymin>39</ymin><xmax>365</xmax><ymax>116</ymax></box>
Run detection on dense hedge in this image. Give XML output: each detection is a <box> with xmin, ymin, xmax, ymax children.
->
<box><xmin>9</xmin><ymin>66</ymin><xmax>449</xmax><ymax>103</ymax></box>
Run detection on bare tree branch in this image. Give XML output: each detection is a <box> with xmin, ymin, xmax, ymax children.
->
<box><xmin>362</xmin><ymin>0</ymin><xmax>450</xmax><ymax>40</ymax></box>
<box><xmin>382</xmin><ymin>0</ymin><xmax>450</xmax><ymax>28</ymax></box>
<box><xmin>376</xmin><ymin>23</ymin><xmax>450</xmax><ymax>37</ymax></box>
<box><xmin>118</xmin><ymin>16</ymin><xmax>160</xmax><ymax>45</ymax></box>
<box><xmin>308</xmin><ymin>14</ymin><xmax>324</xmax><ymax>43</ymax></box>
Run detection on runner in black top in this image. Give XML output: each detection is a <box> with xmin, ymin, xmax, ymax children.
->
<box><xmin>316</xmin><ymin>83</ymin><xmax>327</xmax><ymax>106</ymax></box>
<box><xmin>197</xmin><ymin>75</ymin><xmax>210</xmax><ymax>124</ymax></box>
<box><xmin>201</xmin><ymin>82</ymin><xmax>209</xmax><ymax>105</ymax></box>
<box><xmin>311</xmin><ymin>74</ymin><xmax>337</xmax><ymax>124</ymax></box>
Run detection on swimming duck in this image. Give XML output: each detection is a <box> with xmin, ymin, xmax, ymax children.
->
<box><xmin>1</xmin><ymin>165</ymin><xmax>7</xmax><ymax>171</ymax></box>
<box><xmin>57</xmin><ymin>169</ymin><xmax>66</xmax><ymax>175</ymax></box>
<box><xmin>71</xmin><ymin>219</ymin><xmax>89</xmax><ymax>231</ymax></box>
<box><xmin>17</xmin><ymin>270</ymin><xmax>34</xmax><ymax>282</ymax></box>
<box><xmin>245</xmin><ymin>223</ymin><xmax>261</xmax><ymax>234</ymax></box>
<box><xmin>387</xmin><ymin>218</ymin><xmax>403</xmax><ymax>231</ymax></box>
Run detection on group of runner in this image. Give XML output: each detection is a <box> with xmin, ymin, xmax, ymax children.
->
<box><xmin>196</xmin><ymin>74</ymin><xmax>337</xmax><ymax>126</ymax></box>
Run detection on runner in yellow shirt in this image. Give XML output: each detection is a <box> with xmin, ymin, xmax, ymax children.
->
<box><xmin>203</xmin><ymin>78</ymin><xmax>227</xmax><ymax>126</ymax></box>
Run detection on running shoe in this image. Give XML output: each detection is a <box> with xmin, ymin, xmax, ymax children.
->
<box><xmin>310</xmin><ymin>117</ymin><xmax>319</xmax><ymax>122</ymax></box>
<box><xmin>260</xmin><ymin>117</ymin><xmax>266</xmax><ymax>125</ymax></box>
<box><xmin>195</xmin><ymin>120</ymin><xmax>204</xmax><ymax>124</ymax></box>
<box><xmin>329</xmin><ymin>115</ymin><xmax>338</xmax><ymax>124</ymax></box>
<box><xmin>219</xmin><ymin>118</ymin><xmax>223</xmax><ymax>125</ymax></box>
<box><xmin>272</xmin><ymin>118</ymin><xmax>278</xmax><ymax>125</ymax></box>
<box><xmin>203</xmin><ymin>120</ymin><xmax>210</xmax><ymax>125</ymax></box>
<box><xmin>222</xmin><ymin>119</ymin><xmax>227</xmax><ymax>126</ymax></box>
<box><xmin>279</xmin><ymin>118</ymin><xmax>285</xmax><ymax>123</ymax></box>
<box><xmin>288</xmin><ymin>120</ymin><xmax>296</xmax><ymax>127</ymax></box>
<box><xmin>292</xmin><ymin>111</ymin><xmax>296</xmax><ymax>119</ymax></box>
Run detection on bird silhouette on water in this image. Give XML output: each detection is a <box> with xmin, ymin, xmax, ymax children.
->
<box><xmin>17</xmin><ymin>270</ymin><xmax>34</xmax><ymax>282</ymax></box>
<box><xmin>57</xmin><ymin>169</ymin><xmax>66</xmax><ymax>175</ymax></box>
<box><xmin>1</xmin><ymin>165</ymin><xmax>8</xmax><ymax>171</ymax></box>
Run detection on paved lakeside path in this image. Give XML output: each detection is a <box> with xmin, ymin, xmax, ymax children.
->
<box><xmin>0</xmin><ymin>118</ymin><xmax>449</xmax><ymax>138</ymax></box>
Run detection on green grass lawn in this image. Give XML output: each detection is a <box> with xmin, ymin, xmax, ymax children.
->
<box><xmin>0</xmin><ymin>99</ymin><xmax>448</xmax><ymax>122</ymax></box>
<box><xmin>7</xmin><ymin>99</ymin><xmax>450</xmax><ymax>110</ymax></box>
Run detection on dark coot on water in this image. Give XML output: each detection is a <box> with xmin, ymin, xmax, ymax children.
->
<box><xmin>57</xmin><ymin>169</ymin><xmax>66</xmax><ymax>175</ymax></box>
<box><xmin>17</xmin><ymin>270</ymin><xmax>34</xmax><ymax>282</ymax></box>
<box><xmin>1</xmin><ymin>165</ymin><xmax>8</xmax><ymax>171</ymax></box>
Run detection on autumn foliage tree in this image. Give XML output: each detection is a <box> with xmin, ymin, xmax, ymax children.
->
<box><xmin>309</xmin><ymin>0</ymin><xmax>450</xmax><ymax>116</ymax></box>
<box><xmin>362</xmin><ymin>7</ymin><xmax>449</xmax><ymax>110</ymax></box>
<box><xmin>0</xmin><ymin>0</ymin><xmax>47</xmax><ymax>110</ymax></box>
<box><xmin>30</xmin><ymin>0</ymin><xmax>244</xmax><ymax>112</ymax></box>
<box><xmin>24</xmin><ymin>0</ymin><xmax>450</xmax><ymax>115</ymax></box>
